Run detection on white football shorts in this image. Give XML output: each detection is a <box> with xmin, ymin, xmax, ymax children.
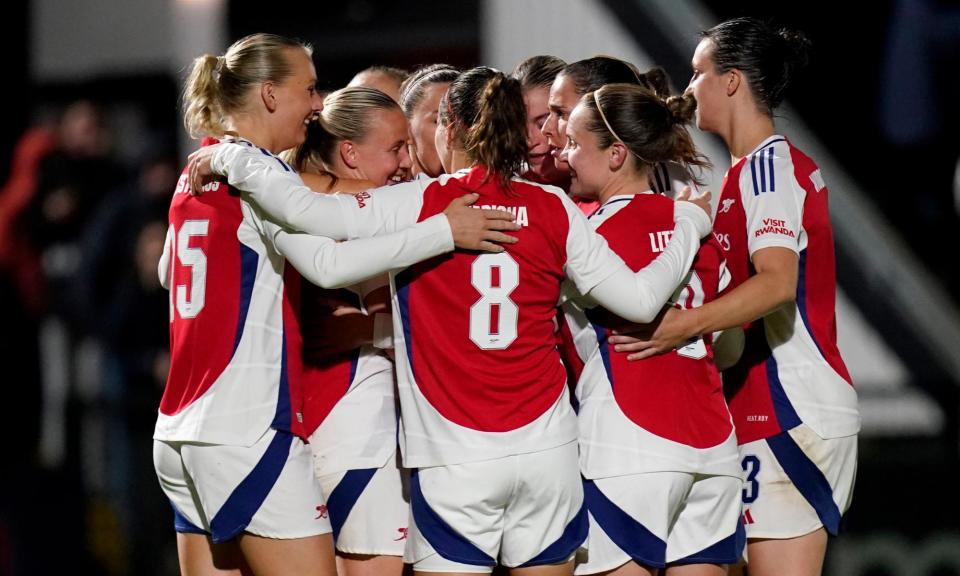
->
<box><xmin>154</xmin><ymin>428</ymin><xmax>331</xmax><ymax>543</ymax></box>
<box><xmin>405</xmin><ymin>440</ymin><xmax>586</xmax><ymax>573</ymax></box>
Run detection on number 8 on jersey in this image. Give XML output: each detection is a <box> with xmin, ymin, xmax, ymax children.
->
<box><xmin>469</xmin><ymin>253</ymin><xmax>519</xmax><ymax>350</ymax></box>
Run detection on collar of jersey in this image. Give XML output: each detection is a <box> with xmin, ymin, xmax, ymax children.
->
<box><xmin>746</xmin><ymin>134</ymin><xmax>786</xmax><ymax>157</ymax></box>
<box><xmin>600</xmin><ymin>189</ymin><xmax>654</xmax><ymax>206</ymax></box>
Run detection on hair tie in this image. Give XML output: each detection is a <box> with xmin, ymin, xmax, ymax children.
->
<box><xmin>593</xmin><ymin>89</ymin><xmax>653</xmax><ymax>165</ymax></box>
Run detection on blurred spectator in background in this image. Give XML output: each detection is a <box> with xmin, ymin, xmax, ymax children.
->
<box><xmin>0</xmin><ymin>99</ymin><xmax>126</xmax><ymax>574</ymax></box>
<box><xmin>79</xmin><ymin>146</ymin><xmax>177</xmax><ymax>575</ymax></box>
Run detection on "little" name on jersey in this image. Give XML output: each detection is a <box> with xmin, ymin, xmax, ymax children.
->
<box><xmin>473</xmin><ymin>204</ymin><xmax>529</xmax><ymax>227</ymax></box>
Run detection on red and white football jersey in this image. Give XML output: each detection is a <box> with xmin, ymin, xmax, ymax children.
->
<box><xmin>156</xmin><ymin>138</ymin><xmax>452</xmax><ymax>447</ymax></box>
<box><xmin>156</xmin><ymin>138</ymin><xmax>307</xmax><ymax>446</ymax></box>
<box><xmin>713</xmin><ymin>136</ymin><xmax>859</xmax><ymax>444</ymax></box>
<box><xmin>563</xmin><ymin>193</ymin><xmax>739</xmax><ymax>479</ymax></box>
<box><xmin>299</xmin><ymin>277</ymin><xmax>397</xmax><ymax>475</ymax></box>
<box><xmin>393</xmin><ymin>168</ymin><xmax>586</xmax><ymax>466</ymax></box>
<box><xmin>207</xmin><ymin>144</ymin><xmax>715</xmax><ymax>467</ymax></box>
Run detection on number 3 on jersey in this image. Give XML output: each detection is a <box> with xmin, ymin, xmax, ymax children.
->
<box><xmin>469</xmin><ymin>253</ymin><xmax>519</xmax><ymax>350</ymax></box>
<box><xmin>170</xmin><ymin>220</ymin><xmax>209</xmax><ymax>319</ymax></box>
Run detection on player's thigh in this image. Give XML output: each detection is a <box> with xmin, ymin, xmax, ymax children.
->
<box><xmin>177</xmin><ymin>532</ymin><xmax>250</xmax><ymax>576</ymax></box>
<box><xmin>508</xmin><ymin>559</ymin><xmax>576</xmax><ymax>576</ymax></box>
<box><xmin>237</xmin><ymin>532</ymin><xmax>337</xmax><ymax>576</ymax></box>
<box><xmin>743</xmin><ymin>529</ymin><xmax>827</xmax><ymax>576</ymax></box>
<box><xmin>337</xmin><ymin>553</ymin><xmax>404</xmax><ymax>576</ymax></box>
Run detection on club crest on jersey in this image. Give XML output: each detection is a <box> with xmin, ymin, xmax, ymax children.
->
<box><xmin>719</xmin><ymin>198</ymin><xmax>736</xmax><ymax>214</ymax></box>
<box><xmin>472</xmin><ymin>204</ymin><xmax>529</xmax><ymax>227</ymax></box>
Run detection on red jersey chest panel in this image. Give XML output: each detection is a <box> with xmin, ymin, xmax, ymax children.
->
<box><xmin>590</xmin><ymin>195</ymin><xmax>731</xmax><ymax>448</ymax></box>
<box><xmin>160</xmin><ymin>137</ymin><xmax>305</xmax><ymax>439</ymax></box>
<box><xmin>162</xmin><ymin>172</ymin><xmax>256</xmax><ymax>416</ymax></box>
<box><xmin>396</xmin><ymin>168</ymin><xmax>570</xmax><ymax>432</ymax></box>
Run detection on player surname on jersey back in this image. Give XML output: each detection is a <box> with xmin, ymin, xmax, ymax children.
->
<box><xmin>472</xmin><ymin>204</ymin><xmax>530</xmax><ymax>227</ymax></box>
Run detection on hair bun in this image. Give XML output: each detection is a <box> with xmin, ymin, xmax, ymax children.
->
<box><xmin>779</xmin><ymin>28</ymin><xmax>812</xmax><ymax>69</ymax></box>
<box><xmin>665</xmin><ymin>94</ymin><xmax>697</xmax><ymax>125</ymax></box>
<box><xmin>639</xmin><ymin>67</ymin><xmax>671</xmax><ymax>98</ymax></box>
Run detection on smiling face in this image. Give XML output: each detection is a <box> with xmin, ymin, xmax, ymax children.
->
<box><xmin>271</xmin><ymin>47</ymin><xmax>323</xmax><ymax>152</ymax></box>
<box><xmin>349</xmin><ymin>107</ymin><xmax>412</xmax><ymax>185</ymax></box>
<box><xmin>560</xmin><ymin>103</ymin><xmax>612</xmax><ymax>199</ymax></box>
<box><xmin>541</xmin><ymin>73</ymin><xmax>581</xmax><ymax>173</ymax></box>
<box><xmin>409</xmin><ymin>82</ymin><xmax>450</xmax><ymax>177</ymax></box>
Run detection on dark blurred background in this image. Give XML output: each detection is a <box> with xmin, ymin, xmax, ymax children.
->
<box><xmin>1</xmin><ymin>1</ymin><xmax>958</xmax><ymax>575</ymax></box>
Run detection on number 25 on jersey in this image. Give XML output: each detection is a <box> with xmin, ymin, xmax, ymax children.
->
<box><xmin>469</xmin><ymin>253</ymin><xmax>519</xmax><ymax>350</ymax></box>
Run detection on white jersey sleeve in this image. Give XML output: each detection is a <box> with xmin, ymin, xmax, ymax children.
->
<box><xmin>210</xmin><ymin>142</ymin><xmax>449</xmax><ymax>241</ymax></box>
<box><xmin>268</xmin><ymin>218</ymin><xmax>452</xmax><ymax>289</ymax></box>
<box><xmin>561</xmin><ymin>192</ymin><xmax>712</xmax><ymax>323</ymax></box>
<box><xmin>158</xmin><ymin>225</ymin><xmax>172</xmax><ymax>290</ymax></box>
<box><xmin>740</xmin><ymin>145</ymin><xmax>803</xmax><ymax>257</ymax></box>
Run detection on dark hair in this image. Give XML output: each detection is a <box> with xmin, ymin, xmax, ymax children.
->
<box><xmin>581</xmin><ymin>83</ymin><xmax>710</xmax><ymax>183</ymax></box>
<box><xmin>439</xmin><ymin>66</ymin><xmax>527</xmax><ymax>189</ymax></box>
<box><xmin>700</xmin><ymin>17</ymin><xmax>811</xmax><ymax>114</ymax></box>
<box><xmin>559</xmin><ymin>56</ymin><xmax>642</xmax><ymax>95</ymax></box>
<box><xmin>512</xmin><ymin>55</ymin><xmax>567</xmax><ymax>90</ymax></box>
<box><xmin>398</xmin><ymin>64</ymin><xmax>461</xmax><ymax>118</ymax></box>
<box><xmin>559</xmin><ymin>56</ymin><xmax>675</xmax><ymax>99</ymax></box>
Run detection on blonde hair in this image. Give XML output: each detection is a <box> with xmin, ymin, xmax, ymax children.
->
<box><xmin>285</xmin><ymin>86</ymin><xmax>401</xmax><ymax>176</ymax></box>
<box><xmin>182</xmin><ymin>33</ymin><xmax>312</xmax><ymax>139</ymax></box>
